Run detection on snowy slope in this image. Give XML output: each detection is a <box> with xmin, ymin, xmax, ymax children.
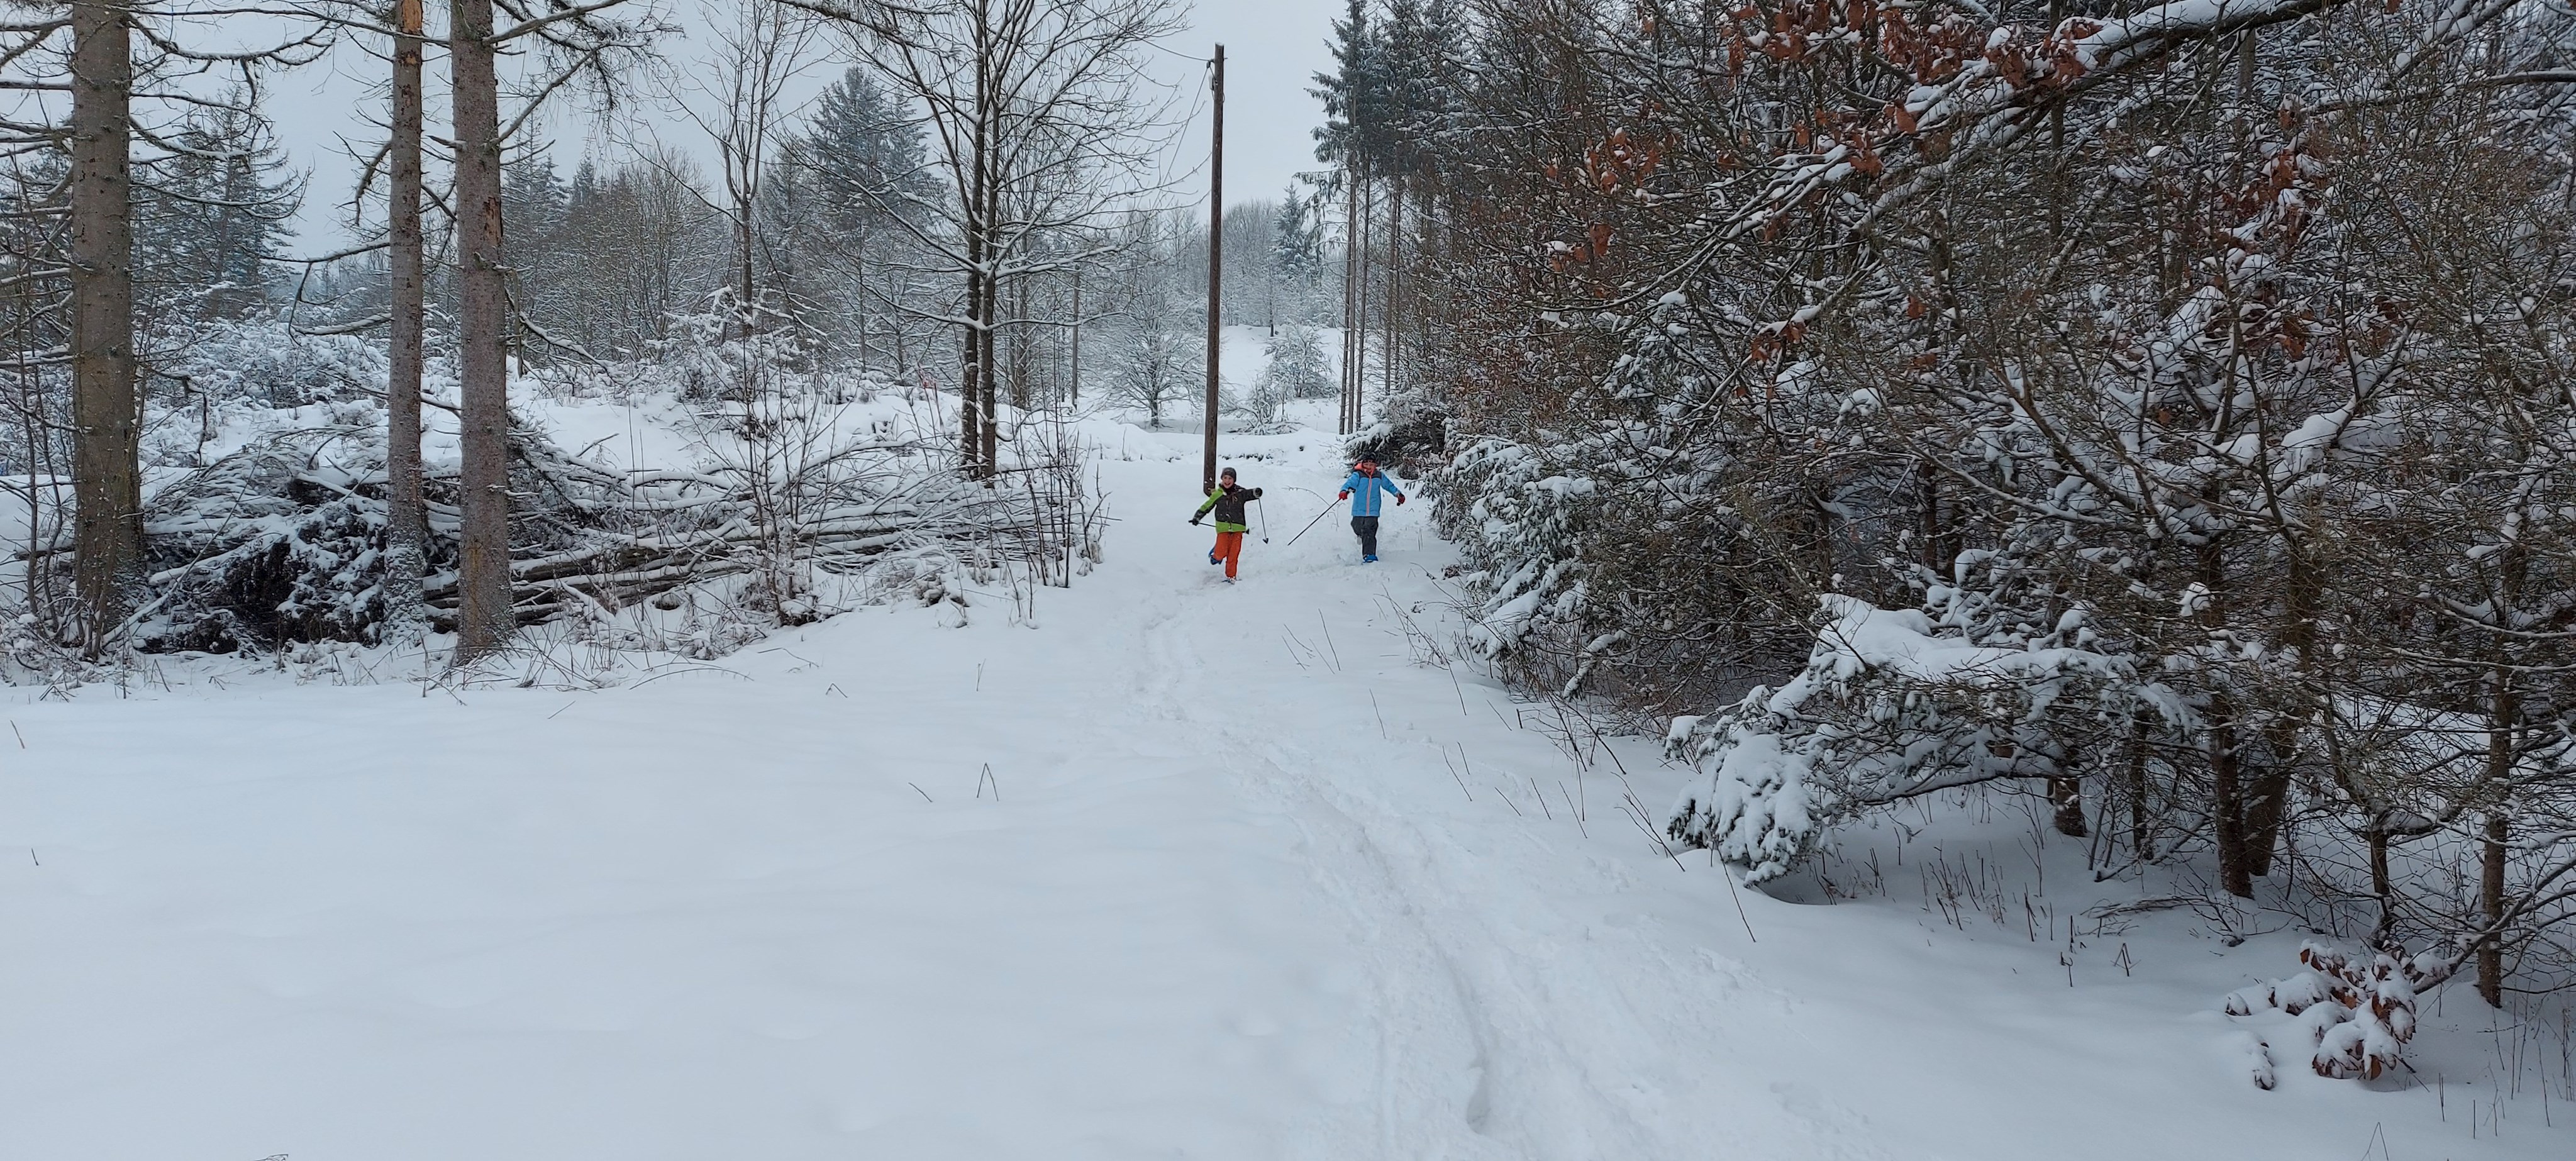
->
<box><xmin>3</xmin><ymin>427</ymin><xmax>2570</xmax><ymax>1160</ymax></box>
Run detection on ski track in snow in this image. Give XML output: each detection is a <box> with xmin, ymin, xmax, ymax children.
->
<box><xmin>4</xmin><ymin>425</ymin><xmax>2571</xmax><ymax>1160</ymax></box>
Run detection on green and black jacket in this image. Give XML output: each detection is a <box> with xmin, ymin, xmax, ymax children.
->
<box><xmin>1194</xmin><ymin>484</ymin><xmax>1263</xmax><ymax>533</ymax></box>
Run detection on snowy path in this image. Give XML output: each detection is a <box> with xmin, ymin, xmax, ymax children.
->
<box><xmin>6</xmin><ymin>434</ymin><xmax>2571</xmax><ymax>1160</ymax></box>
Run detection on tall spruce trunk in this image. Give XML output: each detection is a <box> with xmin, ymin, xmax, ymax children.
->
<box><xmin>1340</xmin><ymin>165</ymin><xmax>1360</xmax><ymax>433</ymax></box>
<box><xmin>381</xmin><ymin>0</ymin><xmax>430</xmax><ymax>645</ymax></box>
<box><xmin>1352</xmin><ymin>171</ymin><xmax>1372</xmax><ymax>433</ymax></box>
<box><xmin>977</xmin><ymin>155</ymin><xmax>1002</xmax><ymax>472</ymax></box>
<box><xmin>960</xmin><ymin>231</ymin><xmax>984</xmax><ymax>473</ymax></box>
<box><xmin>2471</xmin><ymin>540</ymin><xmax>2530</xmax><ymax>1004</ymax></box>
<box><xmin>68</xmin><ymin>0</ymin><xmax>138</xmax><ymax>653</ymax></box>
<box><xmin>1384</xmin><ymin>169</ymin><xmax>1400</xmax><ymax>408</ymax></box>
<box><xmin>2125</xmin><ymin>720</ymin><xmax>2153</xmax><ymax>860</ymax></box>
<box><xmin>2480</xmin><ymin>809</ymin><xmax>2509</xmax><ymax>1006</ymax></box>
<box><xmin>450</xmin><ymin>0</ymin><xmax>514</xmax><ymax>658</ymax></box>
<box><xmin>1008</xmin><ymin>256</ymin><xmax>1030</xmax><ymax>410</ymax></box>
<box><xmin>2188</xmin><ymin>542</ymin><xmax>2257</xmax><ymax>897</ymax></box>
<box><xmin>957</xmin><ymin>34</ymin><xmax>990</xmax><ymax>479</ymax></box>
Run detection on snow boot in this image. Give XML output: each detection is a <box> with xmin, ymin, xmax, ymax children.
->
<box><xmin>1363</xmin><ymin>554</ymin><xmax>1378</xmax><ymax>563</ymax></box>
<box><xmin>1209</xmin><ymin>549</ymin><xmax>1221</xmax><ymax>565</ymax></box>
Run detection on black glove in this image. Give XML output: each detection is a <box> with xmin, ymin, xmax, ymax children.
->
<box><xmin>1395</xmin><ymin>494</ymin><xmax>1406</xmax><ymax>505</ymax></box>
<box><xmin>1189</xmin><ymin>515</ymin><xmax>1202</xmax><ymax>525</ymax></box>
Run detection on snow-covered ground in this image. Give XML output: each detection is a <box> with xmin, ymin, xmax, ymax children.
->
<box><xmin>5</xmin><ymin>418</ymin><xmax>2572</xmax><ymax>1160</ymax></box>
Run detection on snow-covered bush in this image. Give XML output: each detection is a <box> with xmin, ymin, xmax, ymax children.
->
<box><xmin>153</xmin><ymin>319</ymin><xmax>384</xmax><ymax>413</ymax></box>
<box><xmin>1665</xmin><ymin>591</ymin><xmax>2180</xmax><ymax>884</ymax></box>
<box><xmin>135</xmin><ymin>316</ymin><xmax>389</xmax><ymax>472</ymax></box>
<box><xmin>1346</xmin><ymin>406</ymin><xmax>1446</xmax><ymax>476</ymax></box>
<box><xmin>1434</xmin><ymin>411</ymin><xmax>1822</xmax><ymax>708</ymax></box>
<box><xmin>1445</xmin><ymin>436</ymin><xmax>1592</xmax><ymax>663</ymax></box>
<box><xmin>2225</xmin><ymin>942</ymin><xmax>2460</xmax><ymax>1086</ymax></box>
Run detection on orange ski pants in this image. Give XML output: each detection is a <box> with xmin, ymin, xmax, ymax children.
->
<box><xmin>1213</xmin><ymin>531</ymin><xmax>1245</xmax><ymax>578</ymax></box>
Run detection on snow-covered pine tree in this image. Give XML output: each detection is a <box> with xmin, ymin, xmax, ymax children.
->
<box><xmin>501</xmin><ymin>144</ymin><xmax>575</xmax><ymax>364</ymax></box>
<box><xmin>770</xmin><ymin>65</ymin><xmax>938</xmax><ymax>370</ymax></box>
<box><xmin>1273</xmin><ymin>181</ymin><xmax>1330</xmax><ymax>321</ymax></box>
<box><xmin>1311</xmin><ymin>0</ymin><xmax>1390</xmax><ymax>433</ymax></box>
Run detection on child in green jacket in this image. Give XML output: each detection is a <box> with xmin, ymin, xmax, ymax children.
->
<box><xmin>1189</xmin><ymin>467</ymin><xmax>1263</xmax><ymax>581</ymax></box>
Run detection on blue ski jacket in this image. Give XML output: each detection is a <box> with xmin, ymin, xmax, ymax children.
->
<box><xmin>1340</xmin><ymin>469</ymin><xmax>1406</xmax><ymax>518</ymax></box>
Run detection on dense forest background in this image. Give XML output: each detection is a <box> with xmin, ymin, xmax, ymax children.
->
<box><xmin>1323</xmin><ymin>0</ymin><xmax>2576</xmax><ymax>1017</ymax></box>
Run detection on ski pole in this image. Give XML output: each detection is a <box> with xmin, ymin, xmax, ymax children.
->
<box><xmin>1285</xmin><ymin>497</ymin><xmax>1340</xmax><ymax>547</ymax></box>
<box><xmin>1259</xmin><ymin>496</ymin><xmax>1271</xmax><ymax>543</ymax></box>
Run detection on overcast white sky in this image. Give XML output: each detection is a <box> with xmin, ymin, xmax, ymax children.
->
<box><xmin>264</xmin><ymin>0</ymin><xmax>1343</xmax><ymax>248</ymax></box>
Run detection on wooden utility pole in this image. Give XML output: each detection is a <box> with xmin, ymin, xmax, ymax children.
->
<box><xmin>1200</xmin><ymin>44</ymin><xmax>1224</xmax><ymax>492</ymax></box>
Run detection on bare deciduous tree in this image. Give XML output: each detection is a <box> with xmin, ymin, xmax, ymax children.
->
<box><xmin>642</xmin><ymin>0</ymin><xmax>820</xmax><ymax>339</ymax></box>
<box><xmin>789</xmin><ymin>0</ymin><xmax>1182</xmax><ymax>478</ymax></box>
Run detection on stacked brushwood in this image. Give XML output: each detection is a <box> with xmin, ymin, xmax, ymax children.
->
<box><xmin>135</xmin><ymin>426</ymin><xmax>404</xmax><ymax>652</ymax></box>
<box><xmin>127</xmin><ymin>413</ymin><xmax>1022</xmax><ymax>653</ymax></box>
<box><xmin>26</xmin><ymin>316</ymin><xmax>1091</xmax><ymax>655</ymax></box>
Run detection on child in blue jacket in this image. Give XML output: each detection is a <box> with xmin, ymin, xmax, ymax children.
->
<box><xmin>1338</xmin><ymin>456</ymin><xmax>1406</xmax><ymax>562</ymax></box>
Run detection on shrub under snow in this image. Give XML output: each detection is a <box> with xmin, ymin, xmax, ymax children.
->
<box><xmin>2224</xmin><ymin>942</ymin><xmax>2460</xmax><ymax>1087</ymax></box>
<box><xmin>1665</xmin><ymin>592</ymin><xmax>2181</xmax><ymax>884</ymax></box>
